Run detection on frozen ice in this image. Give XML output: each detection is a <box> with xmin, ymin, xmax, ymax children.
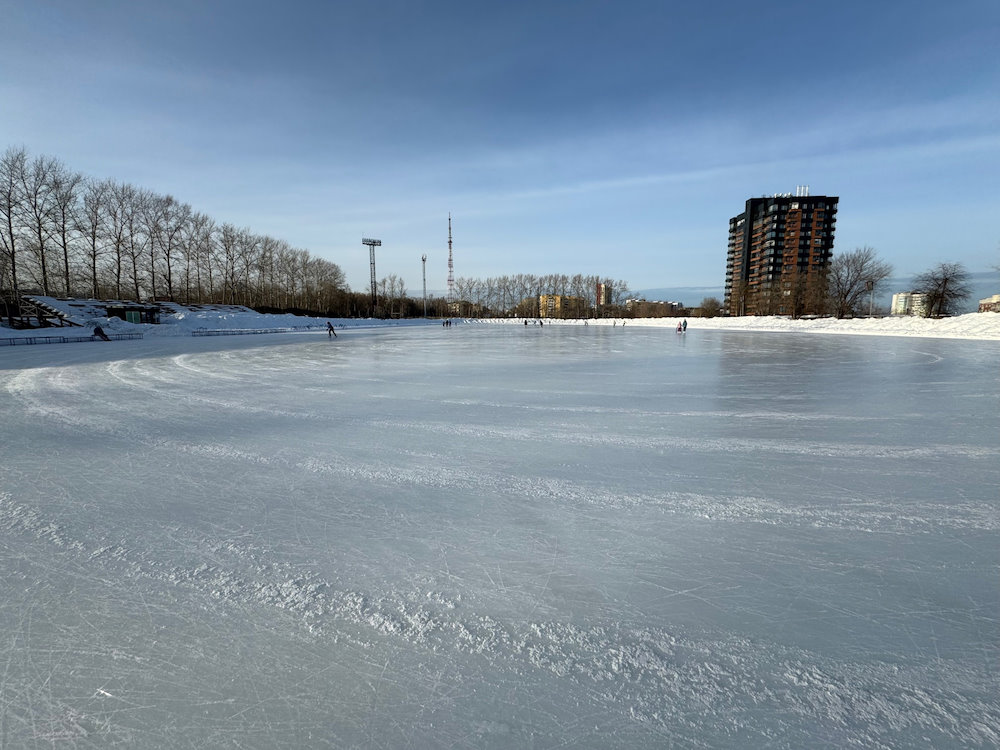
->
<box><xmin>1</xmin><ymin>325</ymin><xmax>998</xmax><ymax>747</ymax></box>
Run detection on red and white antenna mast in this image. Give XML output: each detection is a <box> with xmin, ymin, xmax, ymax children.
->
<box><xmin>447</xmin><ymin>213</ymin><xmax>455</xmax><ymax>302</ymax></box>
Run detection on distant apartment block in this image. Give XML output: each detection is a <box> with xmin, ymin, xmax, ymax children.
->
<box><xmin>891</xmin><ymin>292</ymin><xmax>927</xmax><ymax>317</ymax></box>
<box><xmin>724</xmin><ymin>188</ymin><xmax>838</xmax><ymax>316</ymax></box>
<box><xmin>538</xmin><ymin>294</ymin><xmax>586</xmax><ymax>319</ymax></box>
<box><xmin>979</xmin><ymin>294</ymin><xmax>1000</xmax><ymax>313</ymax></box>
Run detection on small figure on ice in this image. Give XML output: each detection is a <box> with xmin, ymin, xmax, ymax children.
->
<box><xmin>326</xmin><ymin>321</ymin><xmax>337</xmax><ymax>338</ymax></box>
<box><xmin>93</xmin><ymin>324</ymin><xmax>111</xmax><ymax>341</ymax></box>
<box><xmin>682</xmin><ymin>318</ymin><xmax>687</xmax><ymax>332</ymax></box>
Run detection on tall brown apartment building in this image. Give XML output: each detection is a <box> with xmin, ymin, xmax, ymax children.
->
<box><xmin>724</xmin><ymin>189</ymin><xmax>838</xmax><ymax>316</ymax></box>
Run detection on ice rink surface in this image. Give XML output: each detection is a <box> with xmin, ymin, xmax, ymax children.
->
<box><xmin>2</xmin><ymin>324</ymin><xmax>998</xmax><ymax>748</ymax></box>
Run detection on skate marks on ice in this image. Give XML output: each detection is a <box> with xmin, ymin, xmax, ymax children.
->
<box><xmin>2</xmin><ymin>490</ymin><xmax>999</xmax><ymax>748</ymax></box>
<box><xmin>5</xmin><ymin>363</ymin><xmax>998</xmax><ymax>538</ymax></box>
<box><xmin>3</xmin><ymin>334</ymin><xmax>999</xmax><ymax>746</ymax></box>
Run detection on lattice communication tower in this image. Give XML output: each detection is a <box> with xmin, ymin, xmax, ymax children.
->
<box><xmin>447</xmin><ymin>214</ymin><xmax>455</xmax><ymax>303</ymax></box>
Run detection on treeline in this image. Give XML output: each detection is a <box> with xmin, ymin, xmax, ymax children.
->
<box><xmin>0</xmin><ymin>146</ymin><xmax>350</xmax><ymax>315</ymax></box>
<box><xmin>450</xmin><ymin>274</ymin><xmax>632</xmax><ymax>317</ymax></box>
<box><xmin>1</xmin><ymin>147</ymin><xmax>635</xmax><ymax>321</ymax></box>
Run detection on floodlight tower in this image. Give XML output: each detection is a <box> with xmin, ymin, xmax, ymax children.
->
<box><xmin>421</xmin><ymin>254</ymin><xmax>428</xmax><ymax>317</ymax></box>
<box><xmin>447</xmin><ymin>214</ymin><xmax>455</xmax><ymax>304</ymax></box>
<box><xmin>363</xmin><ymin>237</ymin><xmax>381</xmax><ymax>316</ymax></box>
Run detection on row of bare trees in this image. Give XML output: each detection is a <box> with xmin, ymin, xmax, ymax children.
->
<box><xmin>1</xmin><ymin>146</ymin><xmax>348</xmax><ymax>315</ymax></box>
<box><xmin>451</xmin><ymin>273</ymin><xmax>631</xmax><ymax>317</ymax></box>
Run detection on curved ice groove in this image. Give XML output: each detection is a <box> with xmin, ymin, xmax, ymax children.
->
<box><xmin>2</xmin><ymin>367</ymin><xmax>107</xmax><ymax>433</ymax></box>
<box><xmin>1</xmin><ymin>361</ymin><xmax>337</xmax><ymax>442</ymax></box>
<box><xmin>10</xmin><ymin>363</ymin><xmax>991</xmax><ymax>463</ymax></box>
<box><xmin>437</xmin><ymin>399</ymin><xmax>884</xmax><ymax>423</ymax></box>
<box><xmin>292</xmin><ymin>453</ymin><xmax>1000</xmax><ymax>534</ymax></box>
<box><xmin>2</xmin><ymin>491</ymin><xmax>997</xmax><ymax>747</ymax></box>
<box><xmin>100</xmin><ymin>356</ymin><xmax>346</xmax><ymax>418</ymax></box>
<box><xmin>910</xmin><ymin>349</ymin><xmax>945</xmax><ymax>364</ymax></box>
<box><xmin>12</xmin><ymin>408</ymin><xmax>980</xmax><ymax>536</ymax></box>
<box><xmin>171</xmin><ymin>352</ymin><xmax>247</xmax><ymax>381</ymax></box>
<box><xmin>2</xmin><ymin>364</ymin><xmax>996</xmax><ymax>535</ymax></box>
<box><xmin>373</xmin><ymin>417</ymin><xmax>1000</xmax><ymax>460</ymax></box>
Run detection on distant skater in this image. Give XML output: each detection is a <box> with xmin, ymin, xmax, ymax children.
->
<box><xmin>326</xmin><ymin>321</ymin><xmax>337</xmax><ymax>338</ymax></box>
<box><xmin>676</xmin><ymin>322</ymin><xmax>683</xmax><ymax>333</ymax></box>
<box><xmin>682</xmin><ymin>318</ymin><xmax>688</xmax><ymax>332</ymax></box>
<box><xmin>93</xmin><ymin>324</ymin><xmax>110</xmax><ymax>341</ymax></box>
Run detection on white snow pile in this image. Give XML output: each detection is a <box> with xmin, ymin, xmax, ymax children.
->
<box><xmin>480</xmin><ymin>312</ymin><xmax>1000</xmax><ymax>340</ymax></box>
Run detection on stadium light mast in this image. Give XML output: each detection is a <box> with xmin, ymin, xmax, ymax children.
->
<box><xmin>363</xmin><ymin>237</ymin><xmax>381</xmax><ymax>317</ymax></box>
<box><xmin>421</xmin><ymin>254</ymin><xmax>428</xmax><ymax>317</ymax></box>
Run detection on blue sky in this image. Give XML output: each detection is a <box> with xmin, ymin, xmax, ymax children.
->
<box><xmin>2</xmin><ymin>0</ymin><xmax>998</xmax><ymax>298</ymax></box>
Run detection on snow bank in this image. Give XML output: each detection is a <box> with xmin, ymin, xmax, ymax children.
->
<box><xmin>3</xmin><ymin>295</ymin><xmax>1000</xmax><ymax>343</ymax></box>
<box><xmin>478</xmin><ymin>312</ymin><xmax>1000</xmax><ymax>341</ymax></box>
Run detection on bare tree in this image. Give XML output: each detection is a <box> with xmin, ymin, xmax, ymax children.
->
<box><xmin>78</xmin><ymin>178</ymin><xmax>109</xmax><ymax>298</ymax></box>
<box><xmin>123</xmin><ymin>187</ymin><xmax>152</xmax><ymax>300</ymax></box>
<box><xmin>142</xmin><ymin>193</ymin><xmax>167</xmax><ymax>299</ymax></box>
<box><xmin>20</xmin><ymin>154</ymin><xmax>61</xmax><ymax>295</ymax></box>
<box><xmin>728</xmin><ymin>279</ymin><xmax>749</xmax><ymax>317</ymax></box>
<box><xmin>105</xmin><ymin>181</ymin><xmax>143</xmax><ymax>299</ymax></box>
<box><xmin>804</xmin><ymin>271</ymin><xmax>830</xmax><ymax>317</ymax></box>
<box><xmin>605</xmin><ymin>278</ymin><xmax>631</xmax><ymax>309</ymax></box>
<box><xmin>277</xmin><ymin>243</ymin><xmax>303</xmax><ymax>309</ymax></box>
<box><xmin>312</xmin><ymin>257</ymin><xmax>347</xmax><ymax>313</ymax></box>
<box><xmin>377</xmin><ymin>274</ymin><xmax>406</xmax><ymax>317</ymax></box>
<box><xmin>913</xmin><ymin>262</ymin><xmax>972</xmax><ymax>317</ymax></box>
<box><xmin>161</xmin><ymin>198</ymin><xmax>191</xmax><ymax>301</ymax></box>
<box><xmin>699</xmin><ymin>297</ymin><xmax>721</xmax><ymax>317</ymax></box>
<box><xmin>218</xmin><ymin>223</ymin><xmax>241</xmax><ymax>304</ymax></box>
<box><xmin>756</xmin><ymin>280</ymin><xmax>783</xmax><ymax>316</ymax></box>
<box><xmin>0</xmin><ymin>147</ymin><xmax>28</xmax><ymax>319</ymax></box>
<box><xmin>183</xmin><ymin>212</ymin><xmax>215</xmax><ymax>303</ymax></box>
<box><xmin>827</xmin><ymin>246</ymin><xmax>893</xmax><ymax>318</ymax></box>
<box><xmin>51</xmin><ymin>163</ymin><xmax>84</xmax><ymax>297</ymax></box>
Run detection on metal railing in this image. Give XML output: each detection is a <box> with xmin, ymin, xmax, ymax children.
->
<box><xmin>0</xmin><ymin>332</ymin><xmax>144</xmax><ymax>347</ymax></box>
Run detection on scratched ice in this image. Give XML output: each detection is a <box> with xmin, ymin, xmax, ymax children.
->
<box><xmin>1</xmin><ymin>325</ymin><xmax>998</xmax><ymax>748</ymax></box>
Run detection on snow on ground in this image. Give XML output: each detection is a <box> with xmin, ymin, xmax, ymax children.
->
<box><xmin>3</xmin><ymin>294</ymin><xmax>1000</xmax><ymax>342</ymax></box>
<box><xmin>1</xmin><ymin>295</ymin><xmax>446</xmax><ymax>341</ymax></box>
<box><xmin>480</xmin><ymin>311</ymin><xmax>1000</xmax><ymax>340</ymax></box>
